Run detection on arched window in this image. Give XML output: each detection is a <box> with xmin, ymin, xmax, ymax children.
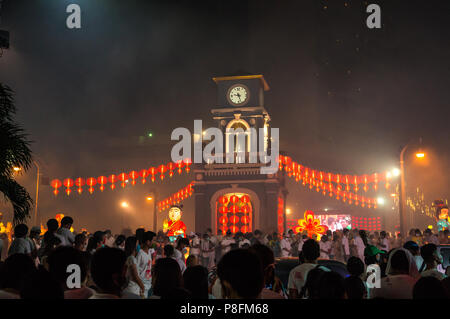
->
<box><xmin>225</xmin><ymin>118</ymin><xmax>251</xmax><ymax>156</ymax></box>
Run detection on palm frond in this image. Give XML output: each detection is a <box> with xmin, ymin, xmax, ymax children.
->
<box><xmin>0</xmin><ymin>175</ymin><xmax>33</xmax><ymax>225</ymax></box>
<box><xmin>0</xmin><ymin>83</ymin><xmax>16</xmax><ymax>122</ymax></box>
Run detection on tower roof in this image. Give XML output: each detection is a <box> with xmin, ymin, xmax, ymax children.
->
<box><xmin>212</xmin><ymin>73</ymin><xmax>270</xmax><ymax>91</ymax></box>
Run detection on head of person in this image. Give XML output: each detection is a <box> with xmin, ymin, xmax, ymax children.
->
<box><xmin>403</xmin><ymin>241</ymin><xmax>420</xmax><ymax>256</ymax></box>
<box><xmin>421</xmin><ymin>243</ymin><xmax>443</xmax><ymax>267</ymax></box>
<box><xmin>186</xmin><ymin>255</ymin><xmax>199</xmax><ymax>268</ymax></box>
<box><xmin>389</xmin><ymin>249</ymin><xmax>410</xmax><ymax>275</ymax></box>
<box><xmin>115</xmin><ymin>235</ymin><xmax>126</xmax><ymax>249</ymax></box>
<box><xmin>46</xmin><ymin>219</ymin><xmax>59</xmax><ymax>233</ymax></box>
<box><xmin>29</xmin><ymin>226</ymin><xmax>41</xmax><ymax>240</ymax></box>
<box><xmin>226</xmin><ymin>230</ymin><xmax>232</xmax><ymax>237</ymax></box>
<box><xmin>272</xmin><ymin>232</ymin><xmax>278</xmax><ymax>240</ymax></box>
<box><xmin>409</xmin><ymin>229</ymin><xmax>415</xmax><ymax>236</ymax></box>
<box><xmin>248</xmin><ymin>244</ymin><xmax>275</xmax><ymax>286</ymax></box>
<box><xmin>344</xmin><ymin>276</ymin><xmax>366</xmax><ymax>299</ymax></box>
<box><xmin>424</xmin><ymin>229</ymin><xmax>432</xmax><ymax>237</ymax></box>
<box><xmin>177</xmin><ymin>237</ymin><xmax>190</xmax><ymax>250</ymax></box>
<box><xmin>152</xmin><ymin>257</ymin><xmax>183</xmax><ymax>298</ymax></box>
<box><xmin>0</xmin><ymin>254</ymin><xmax>36</xmax><ymax>293</ymax></box>
<box><xmin>415</xmin><ymin>229</ymin><xmax>422</xmax><ymax>237</ymax></box>
<box><xmin>302</xmin><ymin>266</ymin><xmax>326</xmax><ymax>299</ymax></box>
<box><xmin>206</xmin><ymin>228</ymin><xmax>212</xmax><ymax>236</ymax></box>
<box><xmin>380</xmin><ymin>231</ymin><xmax>386</xmax><ymax>239</ymax></box>
<box><xmin>20</xmin><ymin>267</ymin><xmax>64</xmax><ymax>299</ymax></box>
<box><xmin>47</xmin><ymin>246</ymin><xmax>87</xmax><ymax>290</ymax></box>
<box><xmin>135</xmin><ymin>228</ymin><xmax>145</xmax><ymax>244</ymax></box>
<box><xmin>217</xmin><ymin>249</ymin><xmax>263</xmax><ymax>299</ymax></box>
<box><xmin>320</xmin><ymin>234</ymin><xmax>328</xmax><ymax>242</ymax></box>
<box><xmin>317</xmin><ymin>271</ymin><xmax>346</xmax><ymax>299</ymax></box>
<box><xmin>13</xmin><ymin>223</ymin><xmax>28</xmax><ymax>239</ymax></box>
<box><xmin>347</xmin><ymin>256</ymin><xmax>365</xmax><ymax>277</ymax></box>
<box><xmin>124</xmin><ymin>236</ymin><xmax>138</xmax><ymax>257</ymax></box>
<box><xmin>93</xmin><ymin>231</ymin><xmax>106</xmax><ymax>246</ymax></box>
<box><xmin>364</xmin><ymin>245</ymin><xmax>385</xmax><ymax>266</ymax></box>
<box><xmin>183</xmin><ymin>265</ymin><xmax>209</xmax><ymax>299</ymax></box>
<box><xmin>302</xmin><ymin>239</ymin><xmax>320</xmax><ymax>263</ymax></box>
<box><xmin>74</xmin><ymin>233</ymin><xmax>87</xmax><ymax>251</ymax></box>
<box><xmin>343</xmin><ymin>228</ymin><xmax>349</xmax><ymax>236</ymax></box>
<box><xmin>60</xmin><ymin>216</ymin><xmax>73</xmax><ymax>229</ymax></box>
<box><xmin>142</xmin><ymin>231</ymin><xmax>156</xmax><ymax>249</ymax></box>
<box><xmin>254</xmin><ymin>229</ymin><xmax>262</xmax><ymax>239</ymax></box>
<box><xmin>164</xmin><ymin>244</ymin><xmax>175</xmax><ymax>258</ymax></box>
<box><xmin>90</xmin><ymin>247</ymin><xmax>127</xmax><ymax>296</ymax></box>
<box><xmin>413</xmin><ymin>276</ymin><xmax>447</xmax><ymax>299</ymax></box>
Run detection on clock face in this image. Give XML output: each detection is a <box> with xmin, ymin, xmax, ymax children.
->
<box><xmin>228</xmin><ymin>84</ymin><xmax>249</xmax><ymax>106</ymax></box>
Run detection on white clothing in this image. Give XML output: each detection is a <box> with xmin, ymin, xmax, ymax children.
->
<box><xmin>342</xmin><ymin>235</ymin><xmax>350</xmax><ymax>255</ymax></box>
<box><xmin>371</xmin><ymin>274</ymin><xmax>416</xmax><ymax>299</ymax></box>
<box><xmin>354</xmin><ymin>236</ymin><xmax>365</xmax><ymax>260</ymax></box>
<box><xmin>124</xmin><ymin>255</ymin><xmax>141</xmax><ymax>296</ymax></box>
<box><xmin>280</xmin><ymin>238</ymin><xmax>292</xmax><ymax>257</ymax></box>
<box><xmin>319</xmin><ymin>241</ymin><xmax>332</xmax><ymax>259</ymax></box>
<box><xmin>421</xmin><ymin>269</ymin><xmax>447</xmax><ymax>281</ymax></box>
<box><xmin>56</xmin><ymin>227</ymin><xmax>75</xmax><ymax>246</ymax></box>
<box><xmin>288</xmin><ymin>263</ymin><xmax>317</xmax><ymax>294</ymax></box>
<box><xmin>221</xmin><ymin>237</ymin><xmax>235</xmax><ymax>255</ymax></box>
<box><xmin>190</xmin><ymin>236</ymin><xmax>201</xmax><ymax>256</ymax></box>
<box><xmin>136</xmin><ymin>249</ymin><xmax>152</xmax><ymax>295</ymax></box>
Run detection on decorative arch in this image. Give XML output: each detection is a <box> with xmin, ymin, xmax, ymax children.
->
<box><xmin>225</xmin><ymin>117</ymin><xmax>251</xmax><ymax>154</ymax></box>
<box><xmin>210</xmin><ymin>186</ymin><xmax>260</xmax><ymax>234</ymax></box>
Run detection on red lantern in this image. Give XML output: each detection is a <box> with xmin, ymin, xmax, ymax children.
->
<box><xmin>218</xmin><ymin>196</ymin><xmax>228</xmax><ymax>205</ymax></box>
<box><xmin>158</xmin><ymin>164</ymin><xmax>167</xmax><ymax>180</ymax></box>
<box><xmin>176</xmin><ymin>160</ymin><xmax>184</xmax><ymax>174</ymax></box>
<box><xmin>118</xmin><ymin>172</ymin><xmax>128</xmax><ymax>188</ymax></box>
<box><xmin>229</xmin><ymin>215</ymin><xmax>239</xmax><ymax>224</ymax></box>
<box><xmin>240</xmin><ymin>195</ymin><xmax>250</xmax><ymax>203</ymax></box>
<box><xmin>140</xmin><ymin>169</ymin><xmax>148</xmax><ymax>184</ymax></box>
<box><xmin>241</xmin><ymin>225</ymin><xmax>250</xmax><ymax>233</ymax></box>
<box><xmin>75</xmin><ymin>177</ymin><xmax>84</xmax><ymax>194</ymax></box>
<box><xmin>183</xmin><ymin>158</ymin><xmax>192</xmax><ymax>173</ymax></box>
<box><xmin>51</xmin><ymin>179</ymin><xmax>62</xmax><ymax>196</ymax></box>
<box><xmin>228</xmin><ymin>205</ymin><xmax>239</xmax><ymax>214</ymax></box>
<box><xmin>230</xmin><ymin>195</ymin><xmax>239</xmax><ymax>204</ymax></box>
<box><xmin>219</xmin><ymin>206</ymin><xmax>228</xmax><ymax>214</ymax></box>
<box><xmin>229</xmin><ymin>225</ymin><xmax>239</xmax><ymax>233</ymax></box>
<box><xmin>241</xmin><ymin>215</ymin><xmax>250</xmax><ymax>224</ymax></box>
<box><xmin>128</xmin><ymin>171</ymin><xmax>138</xmax><ymax>186</ymax></box>
<box><xmin>63</xmin><ymin>178</ymin><xmax>74</xmax><ymax>196</ymax></box>
<box><xmin>167</xmin><ymin>162</ymin><xmax>175</xmax><ymax>178</ymax></box>
<box><xmin>148</xmin><ymin>167</ymin><xmax>157</xmax><ymax>182</ymax></box>
<box><xmin>219</xmin><ymin>216</ymin><xmax>228</xmax><ymax>224</ymax></box>
<box><xmin>86</xmin><ymin>177</ymin><xmax>96</xmax><ymax>194</ymax></box>
<box><xmin>97</xmin><ymin>176</ymin><xmax>108</xmax><ymax>192</ymax></box>
<box><xmin>108</xmin><ymin>174</ymin><xmax>117</xmax><ymax>190</ymax></box>
<box><xmin>241</xmin><ymin>205</ymin><xmax>250</xmax><ymax>214</ymax></box>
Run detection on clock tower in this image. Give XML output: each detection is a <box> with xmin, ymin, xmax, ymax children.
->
<box><xmin>192</xmin><ymin>73</ymin><xmax>288</xmax><ymax>235</ymax></box>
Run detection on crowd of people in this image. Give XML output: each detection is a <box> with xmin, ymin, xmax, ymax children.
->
<box><xmin>0</xmin><ymin>215</ymin><xmax>449</xmax><ymax>299</ymax></box>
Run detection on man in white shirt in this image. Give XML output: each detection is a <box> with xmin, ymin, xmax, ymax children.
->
<box><xmin>221</xmin><ymin>231</ymin><xmax>235</xmax><ymax>255</ymax></box>
<box><xmin>288</xmin><ymin>239</ymin><xmax>320</xmax><ymax>299</ymax></box>
<box><xmin>56</xmin><ymin>216</ymin><xmax>75</xmax><ymax>246</ymax></box>
<box><xmin>319</xmin><ymin>235</ymin><xmax>332</xmax><ymax>259</ymax></box>
<box><xmin>354</xmin><ymin>229</ymin><xmax>366</xmax><ymax>261</ymax></box>
<box><xmin>342</xmin><ymin>229</ymin><xmax>350</xmax><ymax>262</ymax></box>
<box><xmin>136</xmin><ymin>231</ymin><xmax>155</xmax><ymax>297</ymax></box>
<box><xmin>379</xmin><ymin>231</ymin><xmax>390</xmax><ymax>252</ymax></box>
<box><xmin>280</xmin><ymin>233</ymin><xmax>292</xmax><ymax>257</ymax></box>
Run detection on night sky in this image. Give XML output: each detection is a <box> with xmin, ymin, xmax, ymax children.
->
<box><xmin>0</xmin><ymin>0</ymin><xmax>449</xmax><ymax>232</ymax></box>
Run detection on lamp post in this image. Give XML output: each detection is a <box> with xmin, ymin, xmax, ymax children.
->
<box><xmin>398</xmin><ymin>141</ymin><xmax>426</xmax><ymax>236</ymax></box>
<box><xmin>147</xmin><ymin>190</ymin><xmax>158</xmax><ymax>231</ymax></box>
<box><xmin>33</xmin><ymin>161</ymin><xmax>40</xmax><ymax>226</ymax></box>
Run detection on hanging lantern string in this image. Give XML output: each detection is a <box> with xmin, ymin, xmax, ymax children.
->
<box><xmin>50</xmin><ymin>158</ymin><xmax>193</xmax><ymax>196</ymax></box>
<box><xmin>157</xmin><ymin>181</ymin><xmax>195</xmax><ymax>212</ymax></box>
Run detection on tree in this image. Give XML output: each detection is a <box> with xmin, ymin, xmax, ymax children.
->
<box><xmin>0</xmin><ymin>83</ymin><xmax>33</xmax><ymax>225</ymax></box>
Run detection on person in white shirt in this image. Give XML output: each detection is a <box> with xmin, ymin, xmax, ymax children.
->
<box><xmin>164</xmin><ymin>244</ymin><xmax>186</xmax><ymax>273</ymax></box>
<box><xmin>56</xmin><ymin>216</ymin><xmax>75</xmax><ymax>247</ymax></box>
<box><xmin>354</xmin><ymin>230</ymin><xmax>366</xmax><ymax>262</ymax></box>
<box><xmin>280</xmin><ymin>233</ymin><xmax>292</xmax><ymax>257</ymax></box>
<box><xmin>288</xmin><ymin>239</ymin><xmax>320</xmax><ymax>299</ymax></box>
<box><xmin>419</xmin><ymin>243</ymin><xmax>447</xmax><ymax>280</ymax></box>
<box><xmin>136</xmin><ymin>231</ymin><xmax>155</xmax><ymax>298</ymax></box>
<box><xmin>297</xmin><ymin>234</ymin><xmax>307</xmax><ymax>255</ymax></box>
<box><xmin>123</xmin><ymin>236</ymin><xmax>145</xmax><ymax>298</ymax></box>
<box><xmin>319</xmin><ymin>235</ymin><xmax>332</xmax><ymax>259</ymax></box>
<box><xmin>379</xmin><ymin>231</ymin><xmax>390</xmax><ymax>252</ymax></box>
<box><xmin>189</xmin><ymin>232</ymin><xmax>201</xmax><ymax>258</ymax></box>
<box><xmin>342</xmin><ymin>229</ymin><xmax>350</xmax><ymax>262</ymax></box>
<box><xmin>371</xmin><ymin>248</ymin><xmax>419</xmax><ymax>299</ymax></box>
<box><xmin>201</xmin><ymin>233</ymin><xmax>214</xmax><ymax>269</ymax></box>
<box><xmin>221</xmin><ymin>231</ymin><xmax>235</xmax><ymax>255</ymax></box>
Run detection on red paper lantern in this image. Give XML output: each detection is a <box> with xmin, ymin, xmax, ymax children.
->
<box><xmin>75</xmin><ymin>177</ymin><xmax>85</xmax><ymax>194</ymax></box>
<box><xmin>167</xmin><ymin>162</ymin><xmax>175</xmax><ymax>178</ymax></box>
<box><xmin>230</xmin><ymin>195</ymin><xmax>239</xmax><ymax>204</ymax></box>
<box><xmin>158</xmin><ymin>164</ymin><xmax>167</xmax><ymax>180</ymax></box>
<box><xmin>183</xmin><ymin>158</ymin><xmax>192</xmax><ymax>173</ymax></box>
<box><xmin>51</xmin><ymin>179</ymin><xmax>62</xmax><ymax>196</ymax></box>
<box><xmin>218</xmin><ymin>196</ymin><xmax>228</xmax><ymax>205</ymax></box>
<box><xmin>229</xmin><ymin>215</ymin><xmax>239</xmax><ymax>224</ymax></box>
<box><xmin>97</xmin><ymin>176</ymin><xmax>108</xmax><ymax>192</ymax></box>
<box><xmin>148</xmin><ymin>167</ymin><xmax>157</xmax><ymax>182</ymax></box>
<box><xmin>219</xmin><ymin>206</ymin><xmax>228</xmax><ymax>214</ymax></box>
<box><xmin>63</xmin><ymin>178</ymin><xmax>74</xmax><ymax>195</ymax></box>
<box><xmin>118</xmin><ymin>172</ymin><xmax>128</xmax><ymax>188</ymax></box>
<box><xmin>176</xmin><ymin>160</ymin><xmax>184</xmax><ymax>174</ymax></box>
<box><xmin>229</xmin><ymin>225</ymin><xmax>239</xmax><ymax>233</ymax></box>
<box><xmin>128</xmin><ymin>170</ymin><xmax>139</xmax><ymax>186</ymax></box>
<box><xmin>241</xmin><ymin>225</ymin><xmax>250</xmax><ymax>233</ymax></box>
<box><xmin>240</xmin><ymin>195</ymin><xmax>250</xmax><ymax>203</ymax></box>
<box><xmin>228</xmin><ymin>205</ymin><xmax>239</xmax><ymax>214</ymax></box>
<box><xmin>219</xmin><ymin>216</ymin><xmax>228</xmax><ymax>224</ymax></box>
<box><xmin>140</xmin><ymin>169</ymin><xmax>148</xmax><ymax>184</ymax></box>
<box><xmin>86</xmin><ymin>177</ymin><xmax>96</xmax><ymax>194</ymax></box>
<box><xmin>108</xmin><ymin>174</ymin><xmax>117</xmax><ymax>190</ymax></box>
<box><xmin>241</xmin><ymin>205</ymin><xmax>250</xmax><ymax>214</ymax></box>
<box><xmin>241</xmin><ymin>215</ymin><xmax>250</xmax><ymax>224</ymax></box>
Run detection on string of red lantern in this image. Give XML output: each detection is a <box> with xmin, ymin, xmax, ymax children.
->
<box><xmin>279</xmin><ymin>155</ymin><xmax>392</xmax><ymax>192</ymax></box>
<box><xmin>50</xmin><ymin>158</ymin><xmax>192</xmax><ymax>196</ymax></box>
<box><xmin>157</xmin><ymin>181</ymin><xmax>195</xmax><ymax>212</ymax></box>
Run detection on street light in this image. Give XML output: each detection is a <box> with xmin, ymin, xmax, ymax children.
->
<box><xmin>286</xmin><ymin>208</ymin><xmax>292</xmax><ymax>215</ymax></box>
<box><xmin>13</xmin><ymin>166</ymin><xmax>21</xmax><ymax>172</ymax></box>
<box><xmin>121</xmin><ymin>201</ymin><xmax>129</xmax><ymax>208</ymax></box>
<box><xmin>147</xmin><ymin>189</ymin><xmax>158</xmax><ymax>231</ymax></box>
<box><xmin>399</xmin><ymin>141</ymin><xmax>426</xmax><ymax>236</ymax></box>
